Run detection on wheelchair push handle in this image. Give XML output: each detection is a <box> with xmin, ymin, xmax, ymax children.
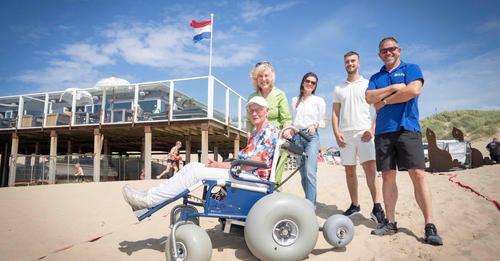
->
<box><xmin>279</xmin><ymin>126</ymin><xmax>312</xmax><ymax>143</ymax></box>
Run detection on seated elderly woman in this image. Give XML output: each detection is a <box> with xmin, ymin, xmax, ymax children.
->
<box><xmin>122</xmin><ymin>96</ymin><xmax>278</xmax><ymax>212</ymax></box>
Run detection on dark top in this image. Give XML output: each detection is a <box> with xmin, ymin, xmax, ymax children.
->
<box><xmin>486</xmin><ymin>141</ymin><xmax>500</xmax><ymax>155</ymax></box>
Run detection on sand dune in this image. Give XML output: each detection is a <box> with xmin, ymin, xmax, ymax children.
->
<box><xmin>0</xmin><ymin>163</ymin><xmax>499</xmax><ymax>261</ymax></box>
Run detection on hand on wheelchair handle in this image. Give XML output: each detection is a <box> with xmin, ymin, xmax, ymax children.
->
<box><xmin>297</xmin><ymin>130</ymin><xmax>312</xmax><ymax>142</ymax></box>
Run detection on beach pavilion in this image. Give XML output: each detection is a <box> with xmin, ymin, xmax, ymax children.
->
<box><xmin>0</xmin><ymin>76</ymin><xmax>248</xmax><ymax>186</ymax></box>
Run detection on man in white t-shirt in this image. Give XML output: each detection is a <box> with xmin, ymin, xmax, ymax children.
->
<box><xmin>332</xmin><ymin>51</ymin><xmax>386</xmax><ymax>224</ymax></box>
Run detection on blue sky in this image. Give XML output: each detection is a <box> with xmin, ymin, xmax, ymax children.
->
<box><xmin>1</xmin><ymin>0</ymin><xmax>500</xmax><ymax>148</ymax></box>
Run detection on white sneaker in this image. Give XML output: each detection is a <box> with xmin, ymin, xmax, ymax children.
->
<box><xmin>122</xmin><ymin>185</ymin><xmax>150</xmax><ymax>211</ymax></box>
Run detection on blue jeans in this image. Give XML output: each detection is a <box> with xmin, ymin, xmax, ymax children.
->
<box><xmin>294</xmin><ymin>130</ymin><xmax>320</xmax><ymax>205</ymax></box>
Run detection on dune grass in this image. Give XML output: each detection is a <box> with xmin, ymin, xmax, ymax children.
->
<box><xmin>420</xmin><ymin>110</ymin><xmax>500</xmax><ymax>141</ymax></box>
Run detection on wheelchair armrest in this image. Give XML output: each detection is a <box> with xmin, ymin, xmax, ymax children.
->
<box><xmin>229</xmin><ymin>160</ymin><xmax>274</xmax><ymax>187</ymax></box>
<box><xmin>230</xmin><ymin>159</ymin><xmax>267</xmax><ymax>169</ymax></box>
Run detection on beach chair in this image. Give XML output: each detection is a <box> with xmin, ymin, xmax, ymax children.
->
<box><xmin>135</xmin><ymin>126</ymin><xmax>355</xmax><ymax>261</ymax></box>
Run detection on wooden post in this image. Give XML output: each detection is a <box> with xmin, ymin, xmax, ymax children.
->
<box><xmin>185</xmin><ymin>135</ymin><xmax>191</xmax><ymax>164</ymax></box>
<box><xmin>213</xmin><ymin>146</ymin><xmax>218</xmax><ymax>162</ymax></box>
<box><xmin>201</xmin><ymin>123</ymin><xmax>209</xmax><ymax>164</ymax></box>
<box><xmin>8</xmin><ymin>132</ymin><xmax>19</xmax><ymax>187</ymax></box>
<box><xmin>234</xmin><ymin>133</ymin><xmax>240</xmax><ymax>159</ymax></box>
<box><xmin>144</xmin><ymin>126</ymin><xmax>152</xmax><ymax>180</ymax></box>
<box><xmin>1</xmin><ymin>142</ymin><xmax>10</xmax><ymax>187</ymax></box>
<box><xmin>48</xmin><ymin>130</ymin><xmax>57</xmax><ymax>184</ymax></box>
<box><xmin>93</xmin><ymin>129</ymin><xmax>101</xmax><ymax>182</ymax></box>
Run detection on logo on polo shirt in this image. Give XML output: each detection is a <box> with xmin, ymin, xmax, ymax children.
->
<box><xmin>393</xmin><ymin>72</ymin><xmax>405</xmax><ymax>77</ymax></box>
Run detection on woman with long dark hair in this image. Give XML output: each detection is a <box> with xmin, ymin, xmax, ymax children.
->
<box><xmin>291</xmin><ymin>72</ymin><xmax>326</xmax><ymax>206</ymax></box>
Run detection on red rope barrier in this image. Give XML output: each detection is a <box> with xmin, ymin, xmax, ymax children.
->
<box><xmin>448</xmin><ymin>174</ymin><xmax>500</xmax><ymax>211</ymax></box>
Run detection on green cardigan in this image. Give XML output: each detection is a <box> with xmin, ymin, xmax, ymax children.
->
<box><xmin>247</xmin><ymin>87</ymin><xmax>292</xmax><ymax>131</ymax></box>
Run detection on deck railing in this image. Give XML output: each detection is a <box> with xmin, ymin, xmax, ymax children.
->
<box><xmin>0</xmin><ymin>76</ymin><xmax>247</xmax><ymax>132</ymax></box>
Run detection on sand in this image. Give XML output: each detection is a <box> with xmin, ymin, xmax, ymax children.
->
<box><xmin>0</xmin><ymin>163</ymin><xmax>499</xmax><ymax>261</ymax></box>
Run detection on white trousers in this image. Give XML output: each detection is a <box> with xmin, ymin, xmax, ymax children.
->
<box><xmin>147</xmin><ymin>162</ymin><xmax>262</xmax><ymax>206</ymax></box>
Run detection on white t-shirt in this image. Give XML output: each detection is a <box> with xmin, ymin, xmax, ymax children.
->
<box><xmin>291</xmin><ymin>95</ymin><xmax>326</xmax><ymax>129</ymax></box>
<box><xmin>332</xmin><ymin>76</ymin><xmax>373</xmax><ymax>132</ymax></box>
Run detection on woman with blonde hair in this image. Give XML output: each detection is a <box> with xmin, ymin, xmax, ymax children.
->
<box><xmin>247</xmin><ymin>61</ymin><xmax>292</xmax><ymax>185</ymax></box>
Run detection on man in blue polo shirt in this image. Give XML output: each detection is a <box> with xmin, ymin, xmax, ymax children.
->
<box><xmin>365</xmin><ymin>37</ymin><xmax>443</xmax><ymax>245</ymax></box>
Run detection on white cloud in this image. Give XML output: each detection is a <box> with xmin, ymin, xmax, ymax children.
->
<box><xmin>10</xmin><ymin>25</ymin><xmax>50</xmax><ymax>44</ymax></box>
<box><xmin>16</xmin><ymin>60</ymin><xmax>100</xmax><ymax>90</ymax></box>
<box><xmin>17</xmin><ymin>19</ymin><xmax>261</xmax><ymax>89</ymax></box>
<box><xmin>403</xmin><ymin>42</ymin><xmax>477</xmax><ymax>66</ymax></box>
<box><xmin>240</xmin><ymin>1</ymin><xmax>300</xmax><ymax>22</ymax></box>
<box><xmin>62</xmin><ymin>43</ymin><xmax>115</xmax><ymax>66</ymax></box>
<box><xmin>420</xmin><ymin>48</ymin><xmax>500</xmax><ymax>116</ymax></box>
<box><xmin>475</xmin><ymin>19</ymin><xmax>500</xmax><ymax>32</ymax></box>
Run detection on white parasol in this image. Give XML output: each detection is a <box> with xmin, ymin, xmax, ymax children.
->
<box><xmin>59</xmin><ymin>88</ymin><xmax>93</xmax><ymax>106</ymax></box>
<box><xmin>94</xmin><ymin>76</ymin><xmax>130</xmax><ymax>90</ymax></box>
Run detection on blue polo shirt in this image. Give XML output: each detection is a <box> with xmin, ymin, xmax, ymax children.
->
<box><xmin>367</xmin><ymin>61</ymin><xmax>424</xmax><ymax>135</ymax></box>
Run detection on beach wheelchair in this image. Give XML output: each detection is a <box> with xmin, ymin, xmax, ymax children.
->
<box><xmin>136</xmin><ymin>127</ymin><xmax>355</xmax><ymax>261</ymax></box>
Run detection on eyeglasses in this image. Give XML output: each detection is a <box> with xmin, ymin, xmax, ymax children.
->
<box><xmin>304</xmin><ymin>79</ymin><xmax>317</xmax><ymax>85</ymax></box>
<box><xmin>247</xmin><ymin>107</ymin><xmax>265</xmax><ymax>114</ymax></box>
<box><xmin>379</xmin><ymin>46</ymin><xmax>399</xmax><ymax>54</ymax></box>
<box><xmin>255</xmin><ymin>61</ymin><xmax>271</xmax><ymax>68</ymax></box>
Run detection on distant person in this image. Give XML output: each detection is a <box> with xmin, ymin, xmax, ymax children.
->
<box><xmin>139</xmin><ymin>169</ymin><xmax>145</xmax><ymax>180</ymax></box>
<box><xmin>173</xmin><ymin>97</ymin><xmax>182</xmax><ymax>110</ymax></box>
<box><xmin>63</xmin><ymin>107</ymin><xmax>72</xmax><ymax>117</ymax></box>
<box><xmin>74</xmin><ymin>163</ymin><xmax>84</xmax><ymax>182</ymax></box>
<box><xmin>291</xmin><ymin>72</ymin><xmax>326</xmax><ymax>206</ymax></box>
<box><xmin>365</xmin><ymin>36</ymin><xmax>443</xmax><ymax>245</ymax></box>
<box><xmin>332</xmin><ymin>51</ymin><xmax>385</xmax><ymax>224</ymax></box>
<box><xmin>156</xmin><ymin>141</ymin><xmax>182</xmax><ymax>179</ymax></box>
<box><xmin>486</xmin><ymin>137</ymin><xmax>500</xmax><ymax>163</ymax></box>
<box><xmin>247</xmin><ymin>61</ymin><xmax>292</xmax><ymax>185</ymax></box>
<box><xmin>152</xmin><ymin>105</ymin><xmax>160</xmax><ymax>114</ymax></box>
<box><xmin>317</xmin><ymin>149</ymin><xmax>325</xmax><ymax>162</ymax></box>
<box><xmin>135</xmin><ymin>103</ymin><xmax>145</xmax><ymax>121</ymax></box>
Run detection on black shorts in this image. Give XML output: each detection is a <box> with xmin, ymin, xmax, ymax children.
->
<box><xmin>374</xmin><ymin>130</ymin><xmax>426</xmax><ymax>171</ymax></box>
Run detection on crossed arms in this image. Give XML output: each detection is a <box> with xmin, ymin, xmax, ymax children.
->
<box><xmin>365</xmin><ymin>80</ymin><xmax>423</xmax><ymax>109</ymax></box>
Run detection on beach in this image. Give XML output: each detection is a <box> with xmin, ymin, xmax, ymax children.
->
<box><xmin>0</xmin><ymin>163</ymin><xmax>499</xmax><ymax>261</ymax></box>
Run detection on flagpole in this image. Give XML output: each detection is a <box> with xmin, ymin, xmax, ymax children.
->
<box><xmin>209</xmin><ymin>13</ymin><xmax>214</xmax><ymax>76</ymax></box>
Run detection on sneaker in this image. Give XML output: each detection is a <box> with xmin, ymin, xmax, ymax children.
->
<box><xmin>371</xmin><ymin>221</ymin><xmax>398</xmax><ymax>235</ymax></box>
<box><xmin>343</xmin><ymin>203</ymin><xmax>361</xmax><ymax>216</ymax></box>
<box><xmin>424</xmin><ymin>223</ymin><xmax>443</xmax><ymax>245</ymax></box>
<box><xmin>122</xmin><ymin>185</ymin><xmax>150</xmax><ymax>211</ymax></box>
<box><xmin>370</xmin><ymin>204</ymin><xmax>387</xmax><ymax>224</ymax></box>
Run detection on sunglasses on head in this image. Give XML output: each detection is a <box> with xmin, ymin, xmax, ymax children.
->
<box><xmin>255</xmin><ymin>61</ymin><xmax>271</xmax><ymax>68</ymax></box>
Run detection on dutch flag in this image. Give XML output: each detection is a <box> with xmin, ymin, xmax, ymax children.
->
<box><xmin>190</xmin><ymin>19</ymin><xmax>212</xmax><ymax>43</ymax></box>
